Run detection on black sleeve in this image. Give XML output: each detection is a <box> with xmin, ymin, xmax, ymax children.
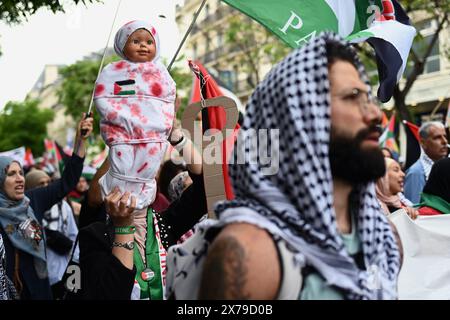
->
<box><xmin>79</xmin><ymin>222</ymin><xmax>136</xmax><ymax>300</ymax></box>
<box><xmin>161</xmin><ymin>172</ymin><xmax>207</xmax><ymax>242</ymax></box>
<box><xmin>78</xmin><ymin>195</ymin><xmax>107</xmax><ymax>229</ymax></box>
<box><xmin>26</xmin><ymin>154</ymin><xmax>84</xmax><ymax>222</ymax></box>
<box><xmin>45</xmin><ymin>229</ymin><xmax>73</xmax><ymax>255</ymax></box>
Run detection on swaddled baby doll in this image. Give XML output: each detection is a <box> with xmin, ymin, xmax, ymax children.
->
<box><xmin>94</xmin><ymin>20</ymin><xmax>176</xmax><ymax>209</ymax></box>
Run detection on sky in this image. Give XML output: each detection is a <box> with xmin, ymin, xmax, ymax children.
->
<box><xmin>0</xmin><ymin>0</ymin><xmax>184</xmax><ymax>110</ymax></box>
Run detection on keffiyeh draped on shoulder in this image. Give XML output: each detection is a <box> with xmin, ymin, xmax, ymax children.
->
<box><xmin>214</xmin><ymin>32</ymin><xmax>401</xmax><ymax>300</ymax></box>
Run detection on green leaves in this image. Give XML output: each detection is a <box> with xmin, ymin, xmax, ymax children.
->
<box><xmin>57</xmin><ymin>55</ymin><xmax>118</xmax><ymax>136</ymax></box>
<box><xmin>0</xmin><ymin>99</ymin><xmax>54</xmax><ymax>155</ymax></box>
<box><xmin>0</xmin><ymin>0</ymin><xmax>101</xmax><ymax>24</ymax></box>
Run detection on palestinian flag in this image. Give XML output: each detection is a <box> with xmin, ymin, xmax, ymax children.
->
<box><xmin>44</xmin><ymin>139</ymin><xmax>64</xmax><ymax>175</ymax></box>
<box><xmin>379</xmin><ymin>113</ymin><xmax>399</xmax><ymax>154</ymax></box>
<box><xmin>24</xmin><ymin>148</ymin><xmax>35</xmax><ymax>168</ymax></box>
<box><xmin>381</xmin><ymin>111</ymin><xmax>389</xmax><ymax>128</ymax></box>
<box><xmin>221</xmin><ymin>0</ymin><xmax>416</xmax><ymax>102</ymax></box>
<box><xmin>400</xmin><ymin>120</ymin><xmax>421</xmax><ymax>171</ymax></box>
<box><xmin>189</xmin><ymin>60</ymin><xmax>241</xmax><ymax>201</ymax></box>
<box><xmin>114</xmin><ymin>80</ymin><xmax>136</xmax><ymax>95</ymax></box>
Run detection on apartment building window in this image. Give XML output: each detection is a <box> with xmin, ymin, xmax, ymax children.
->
<box><xmin>218</xmin><ymin>70</ymin><xmax>233</xmax><ymax>90</ymax></box>
<box><xmin>405</xmin><ymin>19</ymin><xmax>441</xmax><ymax>78</ymax></box>
<box><xmin>417</xmin><ymin>19</ymin><xmax>440</xmax><ymax>74</ymax></box>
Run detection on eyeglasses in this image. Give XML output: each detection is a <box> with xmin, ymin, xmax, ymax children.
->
<box><xmin>335</xmin><ymin>88</ymin><xmax>381</xmax><ymax>116</ymax></box>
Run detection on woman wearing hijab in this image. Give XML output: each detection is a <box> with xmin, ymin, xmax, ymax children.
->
<box><xmin>0</xmin><ymin>117</ymin><xmax>92</xmax><ymax>299</ymax></box>
<box><xmin>376</xmin><ymin>158</ymin><xmax>418</xmax><ymax>219</ymax></box>
<box><xmin>418</xmin><ymin>158</ymin><xmax>450</xmax><ymax>215</ymax></box>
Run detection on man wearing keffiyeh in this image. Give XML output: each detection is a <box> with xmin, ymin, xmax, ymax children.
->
<box><xmin>165</xmin><ymin>32</ymin><xmax>403</xmax><ymax>300</ymax></box>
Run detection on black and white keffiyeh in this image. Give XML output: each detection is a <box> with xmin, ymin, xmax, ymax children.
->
<box><xmin>0</xmin><ymin>234</ymin><xmax>18</xmax><ymax>300</ymax></box>
<box><xmin>213</xmin><ymin>32</ymin><xmax>401</xmax><ymax>300</ymax></box>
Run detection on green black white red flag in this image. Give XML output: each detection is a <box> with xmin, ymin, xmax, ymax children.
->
<box><xmin>221</xmin><ymin>0</ymin><xmax>416</xmax><ymax>102</ymax></box>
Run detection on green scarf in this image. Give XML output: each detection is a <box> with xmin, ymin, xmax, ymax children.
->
<box><xmin>133</xmin><ymin>209</ymin><xmax>163</xmax><ymax>300</ymax></box>
<box><xmin>418</xmin><ymin>193</ymin><xmax>450</xmax><ymax>214</ymax></box>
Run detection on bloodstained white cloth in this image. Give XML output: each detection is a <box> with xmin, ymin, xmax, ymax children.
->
<box><xmin>94</xmin><ymin>60</ymin><xmax>175</xmax><ymax>209</ymax></box>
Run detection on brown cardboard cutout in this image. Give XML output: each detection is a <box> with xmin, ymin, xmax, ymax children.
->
<box><xmin>181</xmin><ymin>96</ymin><xmax>239</xmax><ymax>218</ymax></box>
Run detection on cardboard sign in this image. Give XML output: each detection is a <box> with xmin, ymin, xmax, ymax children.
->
<box><xmin>181</xmin><ymin>96</ymin><xmax>239</xmax><ymax>217</ymax></box>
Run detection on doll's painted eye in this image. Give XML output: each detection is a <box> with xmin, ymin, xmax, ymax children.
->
<box><xmin>133</xmin><ymin>39</ymin><xmax>139</xmax><ymax>44</ymax></box>
<box><xmin>147</xmin><ymin>40</ymin><xmax>153</xmax><ymax>45</ymax></box>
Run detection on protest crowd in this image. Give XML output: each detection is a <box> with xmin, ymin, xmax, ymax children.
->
<box><xmin>1</xmin><ymin>0</ymin><xmax>450</xmax><ymax>301</ymax></box>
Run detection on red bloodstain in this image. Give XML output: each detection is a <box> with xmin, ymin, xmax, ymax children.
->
<box><xmin>151</xmin><ymin>83</ymin><xmax>162</xmax><ymax>97</ymax></box>
<box><xmin>148</xmin><ymin>146</ymin><xmax>159</xmax><ymax>156</ymax></box>
<box><xmin>137</xmin><ymin>162</ymin><xmax>148</xmax><ymax>173</ymax></box>
<box><xmin>130</xmin><ymin>104</ymin><xmax>141</xmax><ymax>117</ymax></box>
<box><xmin>151</xmin><ymin>27</ymin><xmax>156</xmax><ymax>36</ymax></box>
<box><xmin>106</xmin><ymin>111</ymin><xmax>118</xmax><ymax>122</ymax></box>
<box><xmin>117</xmin><ymin>151</ymin><xmax>122</xmax><ymax>157</ymax></box>
<box><xmin>142</xmin><ymin>72</ymin><xmax>153</xmax><ymax>83</ymax></box>
<box><xmin>115</xmin><ymin>61</ymin><xmax>128</xmax><ymax>70</ymax></box>
<box><xmin>95</xmin><ymin>84</ymin><xmax>105</xmax><ymax>96</ymax></box>
<box><xmin>133</xmin><ymin>126</ymin><xmax>145</xmax><ymax>139</ymax></box>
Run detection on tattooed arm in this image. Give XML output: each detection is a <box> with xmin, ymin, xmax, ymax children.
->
<box><xmin>198</xmin><ymin>223</ymin><xmax>281</xmax><ymax>300</ymax></box>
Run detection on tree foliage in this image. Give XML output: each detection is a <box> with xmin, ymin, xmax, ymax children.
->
<box><xmin>0</xmin><ymin>0</ymin><xmax>101</xmax><ymax>24</ymax></box>
<box><xmin>0</xmin><ymin>99</ymin><xmax>54</xmax><ymax>155</ymax></box>
<box><xmin>57</xmin><ymin>55</ymin><xmax>119</xmax><ymax>137</ymax></box>
<box><xmin>225</xmin><ymin>15</ymin><xmax>290</xmax><ymax>85</ymax></box>
<box><xmin>357</xmin><ymin>0</ymin><xmax>450</xmax><ymax>122</ymax></box>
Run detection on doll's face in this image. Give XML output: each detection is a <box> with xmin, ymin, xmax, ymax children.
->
<box><xmin>123</xmin><ymin>29</ymin><xmax>156</xmax><ymax>63</ymax></box>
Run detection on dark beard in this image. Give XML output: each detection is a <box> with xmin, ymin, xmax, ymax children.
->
<box><xmin>329</xmin><ymin>126</ymin><xmax>386</xmax><ymax>185</ymax></box>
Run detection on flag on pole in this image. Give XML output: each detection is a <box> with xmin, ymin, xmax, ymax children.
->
<box><xmin>381</xmin><ymin>111</ymin><xmax>389</xmax><ymax>129</ymax></box>
<box><xmin>189</xmin><ymin>60</ymin><xmax>241</xmax><ymax>200</ymax></box>
<box><xmin>44</xmin><ymin>139</ymin><xmax>63</xmax><ymax>176</ymax></box>
<box><xmin>379</xmin><ymin>113</ymin><xmax>399</xmax><ymax>154</ymax></box>
<box><xmin>402</xmin><ymin>120</ymin><xmax>421</xmax><ymax>171</ymax></box>
<box><xmin>24</xmin><ymin>148</ymin><xmax>35</xmax><ymax>167</ymax></box>
<box><xmin>221</xmin><ymin>0</ymin><xmax>416</xmax><ymax>102</ymax></box>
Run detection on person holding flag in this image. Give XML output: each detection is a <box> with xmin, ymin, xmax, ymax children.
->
<box><xmin>0</xmin><ymin>116</ymin><xmax>93</xmax><ymax>299</ymax></box>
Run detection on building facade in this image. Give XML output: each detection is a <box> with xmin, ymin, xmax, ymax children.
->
<box><xmin>28</xmin><ymin>64</ymin><xmax>75</xmax><ymax>146</ymax></box>
<box><xmin>176</xmin><ymin>0</ymin><xmax>277</xmax><ymax>106</ymax></box>
<box><xmin>176</xmin><ymin>1</ymin><xmax>450</xmax><ymax>123</ymax></box>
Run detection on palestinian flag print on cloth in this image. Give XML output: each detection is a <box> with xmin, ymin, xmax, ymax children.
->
<box><xmin>221</xmin><ymin>0</ymin><xmax>416</xmax><ymax>102</ymax></box>
<box><xmin>114</xmin><ymin>80</ymin><xmax>136</xmax><ymax>96</ymax></box>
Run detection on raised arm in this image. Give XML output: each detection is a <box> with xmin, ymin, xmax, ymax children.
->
<box><xmin>26</xmin><ymin>116</ymin><xmax>94</xmax><ymax>221</ymax></box>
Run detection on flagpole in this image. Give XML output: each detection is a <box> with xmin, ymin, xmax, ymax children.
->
<box><xmin>86</xmin><ymin>0</ymin><xmax>123</xmax><ymax>116</ymax></box>
<box><xmin>168</xmin><ymin>0</ymin><xmax>208</xmax><ymax>71</ymax></box>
